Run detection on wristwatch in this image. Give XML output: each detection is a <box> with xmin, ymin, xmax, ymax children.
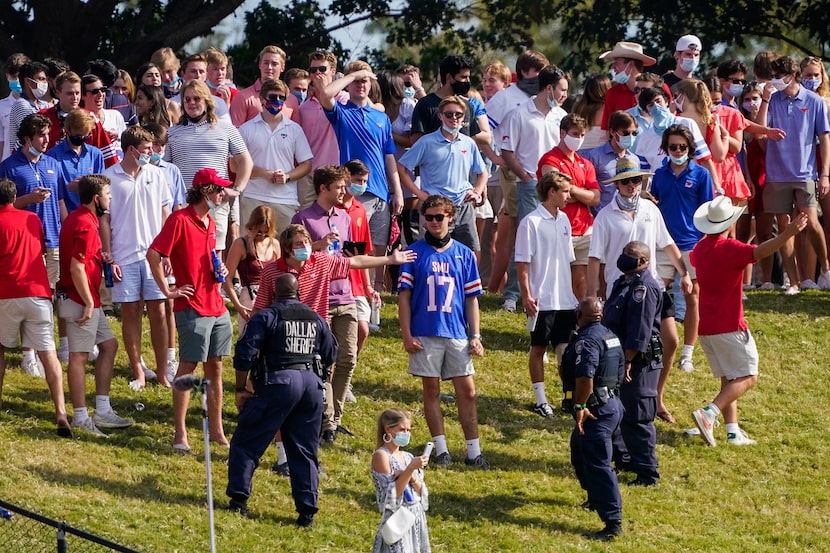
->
<box><xmin>470</xmin><ymin>333</ymin><xmax>482</xmax><ymax>341</ymax></box>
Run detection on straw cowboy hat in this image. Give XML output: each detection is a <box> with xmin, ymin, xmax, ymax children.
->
<box><xmin>603</xmin><ymin>157</ymin><xmax>654</xmax><ymax>183</ymax></box>
<box><xmin>599</xmin><ymin>41</ymin><xmax>657</xmax><ymax>66</ymax></box>
<box><xmin>693</xmin><ymin>196</ymin><xmax>746</xmax><ymax>235</ymax></box>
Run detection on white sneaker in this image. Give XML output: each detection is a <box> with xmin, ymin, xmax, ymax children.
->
<box><xmin>21</xmin><ymin>357</ymin><xmax>45</xmax><ymax>378</ymax></box>
<box><xmin>502</xmin><ymin>298</ymin><xmax>517</xmax><ymax>313</ymax></box>
<box><xmin>140</xmin><ymin>357</ymin><xmax>157</xmax><ymax>381</ymax></box>
<box><xmin>88</xmin><ymin>344</ymin><xmax>100</xmax><ymax>362</ymax></box>
<box><xmin>727</xmin><ymin>429</ymin><xmax>756</xmax><ymax>445</ymax></box>
<box><xmin>758</xmin><ymin>282</ymin><xmax>777</xmax><ymax>291</ymax></box>
<box><xmin>819</xmin><ymin>272</ymin><xmax>830</xmax><ymax>290</ymax></box>
<box><xmin>679</xmin><ymin>357</ymin><xmax>694</xmax><ymax>373</ymax></box>
<box><xmin>692</xmin><ymin>407</ymin><xmax>719</xmax><ymax>447</ymax></box>
<box><xmin>72</xmin><ymin>417</ymin><xmax>107</xmax><ymax>437</ymax></box>
<box><xmin>784</xmin><ymin>286</ymin><xmax>800</xmax><ymax>296</ymax></box>
<box><xmin>345</xmin><ymin>385</ymin><xmax>357</xmax><ymax>403</ymax></box>
<box><xmin>166</xmin><ymin>359</ymin><xmax>178</xmax><ymax>384</ymax></box>
<box><xmin>93</xmin><ymin>410</ymin><xmax>134</xmax><ymax>429</ymax></box>
<box><xmin>58</xmin><ymin>348</ymin><xmax>69</xmax><ymax>364</ymax></box>
<box><xmin>800</xmin><ymin>279</ymin><xmax>819</xmax><ymax>290</ymax></box>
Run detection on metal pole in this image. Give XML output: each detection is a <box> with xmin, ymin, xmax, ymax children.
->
<box><xmin>57</xmin><ymin>524</ymin><xmax>67</xmax><ymax>553</ymax></box>
<box><xmin>199</xmin><ymin>380</ymin><xmax>217</xmax><ymax>553</ymax></box>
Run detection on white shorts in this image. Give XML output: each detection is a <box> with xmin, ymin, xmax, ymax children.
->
<box><xmin>699</xmin><ymin>329</ymin><xmax>758</xmax><ymax>380</ymax></box>
<box><xmin>407</xmin><ymin>336</ymin><xmax>475</xmax><ymax>380</ymax></box>
<box><xmin>354</xmin><ymin>295</ymin><xmax>371</xmax><ymax>322</ymax></box>
<box><xmin>656</xmin><ymin>249</ymin><xmax>697</xmax><ymax>281</ymax></box>
<box><xmin>0</xmin><ymin>297</ymin><xmax>56</xmax><ymax>350</ymax></box>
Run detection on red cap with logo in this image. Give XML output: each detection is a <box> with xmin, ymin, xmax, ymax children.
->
<box><xmin>192</xmin><ymin>167</ymin><xmax>233</xmax><ymax>188</ymax></box>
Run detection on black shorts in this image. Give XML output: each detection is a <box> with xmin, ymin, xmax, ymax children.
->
<box><xmin>530</xmin><ymin>309</ymin><xmax>577</xmax><ymax>348</ymax></box>
<box><xmin>661</xmin><ymin>290</ymin><xmax>675</xmax><ymax>320</ymax></box>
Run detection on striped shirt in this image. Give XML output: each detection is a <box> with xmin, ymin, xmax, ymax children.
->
<box><xmin>253</xmin><ymin>252</ymin><xmax>351</xmax><ymax>320</ymax></box>
<box><xmin>164</xmin><ymin>119</ymin><xmax>247</xmax><ymax>187</ymax></box>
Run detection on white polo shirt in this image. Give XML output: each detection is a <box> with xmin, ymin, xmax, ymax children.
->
<box><xmin>589</xmin><ymin>196</ymin><xmax>674</xmax><ymax>296</ymax></box>
<box><xmin>485</xmin><ymin>85</ymin><xmax>530</xmax><ymax>129</ymax></box>
<box><xmin>238</xmin><ymin>114</ymin><xmax>313</xmax><ymax>206</ymax></box>
<box><xmin>104</xmin><ymin>162</ymin><xmax>171</xmax><ymax>265</ymax></box>
<box><xmin>514</xmin><ymin>203</ymin><xmax>578</xmax><ymax>311</ymax></box>
<box><xmin>499</xmin><ymin>98</ymin><xmax>566</xmax><ymax>178</ymax></box>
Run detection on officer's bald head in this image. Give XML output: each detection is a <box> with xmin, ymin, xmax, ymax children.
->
<box><xmin>275</xmin><ymin>273</ymin><xmax>299</xmax><ymax>301</ymax></box>
<box><xmin>577</xmin><ymin>297</ymin><xmax>603</xmax><ymax>325</ymax></box>
<box><xmin>624</xmin><ymin>241</ymin><xmax>650</xmax><ymax>262</ymax></box>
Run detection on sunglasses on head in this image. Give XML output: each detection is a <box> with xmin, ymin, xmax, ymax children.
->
<box><xmin>423</xmin><ymin>213</ymin><xmax>447</xmax><ymax>222</ymax></box>
<box><xmin>308</xmin><ymin>66</ymin><xmax>327</xmax><ymax>73</ymax></box>
<box><xmin>668</xmin><ymin>143</ymin><xmax>689</xmax><ymax>152</ymax></box>
<box><xmin>619</xmin><ymin>176</ymin><xmax>643</xmax><ymax>185</ymax></box>
<box><xmin>442</xmin><ymin>111</ymin><xmax>464</xmax><ymax>119</ymax></box>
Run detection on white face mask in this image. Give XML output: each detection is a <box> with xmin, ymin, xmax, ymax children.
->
<box><xmin>679</xmin><ymin>57</ymin><xmax>699</xmax><ymax>73</ymax></box>
<box><xmin>563</xmin><ymin>134</ymin><xmax>584</xmax><ymax>152</ymax></box>
<box><xmin>770</xmin><ymin>77</ymin><xmax>790</xmax><ymax>92</ymax></box>
<box><xmin>674</xmin><ymin>97</ymin><xmax>685</xmax><ymax>113</ymax></box>
<box><xmin>31</xmin><ymin>79</ymin><xmax>49</xmax><ymax>99</ymax></box>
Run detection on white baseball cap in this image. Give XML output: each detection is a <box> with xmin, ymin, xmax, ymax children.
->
<box><xmin>676</xmin><ymin>35</ymin><xmax>702</xmax><ymax>53</ymax></box>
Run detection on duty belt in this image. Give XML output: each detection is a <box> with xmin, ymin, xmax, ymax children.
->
<box><xmin>586</xmin><ymin>386</ymin><xmax>618</xmax><ymax>408</ymax></box>
<box><xmin>255</xmin><ymin>362</ymin><xmax>314</xmax><ymax>386</ymax></box>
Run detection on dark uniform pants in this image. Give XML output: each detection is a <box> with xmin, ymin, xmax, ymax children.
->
<box><xmin>571</xmin><ymin>397</ymin><xmax>623</xmax><ymax>522</ymax></box>
<box><xmin>612</xmin><ymin>360</ymin><xmax>660</xmax><ymax>484</ymax></box>
<box><xmin>227</xmin><ymin>369</ymin><xmax>325</xmax><ymax>515</ymax></box>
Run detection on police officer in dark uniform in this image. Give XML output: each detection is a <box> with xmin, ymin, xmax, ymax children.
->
<box><xmin>563</xmin><ymin>297</ymin><xmax>626</xmax><ymax>541</ymax></box>
<box><xmin>227</xmin><ymin>273</ymin><xmax>337</xmax><ymax>527</ymax></box>
<box><xmin>602</xmin><ymin>240</ymin><xmax>663</xmax><ymax>487</ymax></box>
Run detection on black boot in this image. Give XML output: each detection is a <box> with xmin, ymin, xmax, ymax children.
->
<box><xmin>586</xmin><ymin>520</ymin><xmax>622</xmax><ymax>541</ymax></box>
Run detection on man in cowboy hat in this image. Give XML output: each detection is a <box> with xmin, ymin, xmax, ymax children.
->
<box><xmin>598</xmin><ymin>41</ymin><xmax>657</xmax><ymax>131</ymax></box>
<box><xmin>690</xmin><ymin>197</ymin><xmax>807</xmax><ymax>447</ymax></box>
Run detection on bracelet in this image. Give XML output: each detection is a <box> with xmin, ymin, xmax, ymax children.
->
<box><xmin>761</xmin><ymin>98</ymin><xmax>769</xmax><ymax>103</ymax></box>
<box><xmin>470</xmin><ymin>333</ymin><xmax>482</xmax><ymax>340</ymax></box>
<box><xmin>574</xmin><ymin>403</ymin><xmax>586</xmax><ymax>411</ymax></box>
<box><xmin>820</xmin><ymin>174</ymin><xmax>830</xmax><ymax>178</ymax></box>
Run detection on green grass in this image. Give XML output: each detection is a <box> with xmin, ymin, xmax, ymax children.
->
<box><xmin>2</xmin><ymin>291</ymin><xmax>830</xmax><ymax>552</ymax></box>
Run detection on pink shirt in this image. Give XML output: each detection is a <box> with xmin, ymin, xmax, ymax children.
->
<box><xmin>299</xmin><ymin>94</ymin><xmax>347</xmax><ymax>171</ymax></box>
<box><xmin>229</xmin><ymin>79</ymin><xmax>300</xmax><ymax>128</ymax></box>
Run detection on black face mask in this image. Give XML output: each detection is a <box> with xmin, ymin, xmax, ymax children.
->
<box><xmin>516</xmin><ymin>76</ymin><xmax>540</xmax><ymax>96</ymax></box>
<box><xmin>424</xmin><ymin>230</ymin><xmax>451</xmax><ymax>249</ymax></box>
<box><xmin>616</xmin><ymin>253</ymin><xmax>640</xmax><ymax>274</ymax></box>
<box><xmin>186</xmin><ymin>111</ymin><xmax>206</xmax><ymax>124</ymax></box>
<box><xmin>67</xmin><ymin>134</ymin><xmax>87</xmax><ymax>146</ymax></box>
<box><xmin>94</xmin><ymin>198</ymin><xmax>106</xmax><ymax>217</ymax></box>
<box><xmin>450</xmin><ymin>80</ymin><xmax>471</xmax><ymax>96</ymax></box>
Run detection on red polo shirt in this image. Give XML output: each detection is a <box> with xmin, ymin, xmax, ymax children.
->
<box><xmin>40</xmin><ymin>106</ymin><xmax>118</xmax><ymax>168</ymax></box>
<box><xmin>150</xmin><ymin>205</ymin><xmax>226</xmax><ymax>317</ymax></box>
<box><xmin>537</xmin><ymin>147</ymin><xmax>600</xmax><ymax>236</ymax></box>
<box><xmin>339</xmin><ymin>198</ymin><xmax>374</xmax><ymax>297</ymax></box>
<box><xmin>0</xmin><ymin>204</ymin><xmax>51</xmax><ymax>300</ymax></box>
<box><xmin>57</xmin><ymin>205</ymin><xmax>102</xmax><ymax>306</ymax></box>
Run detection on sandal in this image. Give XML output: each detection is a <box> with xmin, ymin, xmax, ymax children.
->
<box><xmin>656</xmin><ymin>410</ymin><xmax>676</xmax><ymax>424</ymax></box>
<box><xmin>172</xmin><ymin>443</ymin><xmax>193</xmax><ymax>455</ymax></box>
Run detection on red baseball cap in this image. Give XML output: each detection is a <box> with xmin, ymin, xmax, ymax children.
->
<box><xmin>192</xmin><ymin>167</ymin><xmax>233</xmax><ymax>188</ymax></box>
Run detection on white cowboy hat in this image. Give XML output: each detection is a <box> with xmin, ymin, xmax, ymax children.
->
<box><xmin>694</xmin><ymin>196</ymin><xmax>746</xmax><ymax>235</ymax></box>
<box><xmin>598</xmin><ymin>41</ymin><xmax>657</xmax><ymax>66</ymax></box>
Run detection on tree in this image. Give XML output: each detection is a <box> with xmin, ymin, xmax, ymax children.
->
<box><xmin>0</xmin><ymin>0</ymin><xmax>245</xmax><ymax>74</ymax></box>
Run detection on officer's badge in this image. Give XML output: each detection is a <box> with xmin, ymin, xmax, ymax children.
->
<box><xmin>575</xmin><ymin>340</ymin><xmax>584</xmax><ymax>353</ymax></box>
<box><xmin>633</xmin><ymin>285</ymin><xmax>646</xmax><ymax>303</ymax></box>
<box><xmin>575</xmin><ymin>355</ymin><xmax>582</xmax><ymax>365</ymax></box>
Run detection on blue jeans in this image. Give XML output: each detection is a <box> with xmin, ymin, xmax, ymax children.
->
<box><xmin>504</xmin><ymin>180</ymin><xmax>539</xmax><ymax>301</ymax></box>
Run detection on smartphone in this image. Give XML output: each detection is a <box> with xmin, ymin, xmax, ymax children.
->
<box><xmin>526</xmin><ymin>312</ymin><xmax>538</xmax><ymax>332</ymax></box>
<box><xmin>342</xmin><ymin>241</ymin><xmax>367</xmax><ymax>255</ymax></box>
<box><xmin>423</xmin><ymin>442</ymin><xmax>434</xmax><ymax>459</ymax></box>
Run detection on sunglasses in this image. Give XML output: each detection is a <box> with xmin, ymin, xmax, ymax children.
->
<box><xmin>727</xmin><ymin>78</ymin><xmax>747</xmax><ymax>85</ymax></box>
<box><xmin>616</xmin><ymin>129</ymin><xmax>639</xmax><ymax>136</ymax></box>
<box><xmin>308</xmin><ymin>66</ymin><xmax>327</xmax><ymax>73</ymax></box>
<box><xmin>442</xmin><ymin>111</ymin><xmax>464</xmax><ymax>119</ymax></box>
<box><xmin>85</xmin><ymin>87</ymin><xmax>109</xmax><ymax>96</ymax></box>
<box><xmin>423</xmin><ymin>213</ymin><xmax>447</xmax><ymax>222</ymax></box>
<box><xmin>668</xmin><ymin>143</ymin><xmax>689</xmax><ymax>152</ymax></box>
<box><xmin>619</xmin><ymin>176</ymin><xmax>643</xmax><ymax>185</ymax></box>
<box><xmin>266</xmin><ymin>94</ymin><xmax>287</xmax><ymax>102</ymax></box>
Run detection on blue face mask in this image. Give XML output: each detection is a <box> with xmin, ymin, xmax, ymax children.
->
<box><xmin>612</xmin><ymin>65</ymin><xmax>630</xmax><ymax>85</ymax></box>
<box><xmin>28</xmin><ymin>145</ymin><xmax>41</xmax><ymax>157</ymax></box>
<box><xmin>348</xmin><ymin>182</ymin><xmax>367</xmax><ymax>196</ymax></box>
<box><xmin>727</xmin><ymin>84</ymin><xmax>744</xmax><ymax>98</ymax></box>
<box><xmin>150</xmin><ymin>152</ymin><xmax>163</xmax><ymax>163</ymax></box>
<box><xmin>265</xmin><ymin>99</ymin><xmax>284</xmax><ymax>115</ymax></box>
<box><xmin>293</xmin><ymin>246</ymin><xmax>312</xmax><ymax>261</ymax></box>
<box><xmin>8</xmin><ymin>78</ymin><xmax>22</xmax><ymax>95</ymax></box>
<box><xmin>670</xmin><ymin>154</ymin><xmax>689</xmax><ymax>165</ymax></box>
<box><xmin>617</xmin><ymin>133</ymin><xmax>636</xmax><ymax>150</ymax></box>
<box><xmin>802</xmin><ymin>78</ymin><xmax>822</xmax><ymax>92</ymax></box>
<box><xmin>680</xmin><ymin>57</ymin><xmax>699</xmax><ymax>73</ymax></box>
<box><xmin>651</xmin><ymin>104</ymin><xmax>673</xmax><ymax>132</ymax></box>
<box><xmin>206</xmin><ymin>78</ymin><xmax>219</xmax><ymax>89</ymax></box>
<box><xmin>136</xmin><ymin>152</ymin><xmax>151</xmax><ymax>166</ymax></box>
<box><xmin>164</xmin><ymin>76</ymin><xmax>181</xmax><ymax>89</ymax></box>
<box><xmin>290</xmin><ymin>90</ymin><xmax>307</xmax><ymax>104</ymax></box>
<box><xmin>442</xmin><ymin>124</ymin><xmax>459</xmax><ymax>135</ymax></box>
<box><xmin>404</xmin><ymin>86</ymin><xmax>415</xmax><ymax>99</ymax></box>
<box><xmin>393</xmin><ymin>431</ymin><xmax>411</xmax><ymax>447</ymax></box>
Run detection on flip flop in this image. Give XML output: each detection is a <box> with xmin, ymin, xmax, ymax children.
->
<box><xmin>656</xmin><ymin>410</ymin><xmax>676</xmax><ymax>424</ymax></box>
<box><xmin>172</xmin><ymin>443</ymin><xmax>193</xmax><ymax>455</ymax></box>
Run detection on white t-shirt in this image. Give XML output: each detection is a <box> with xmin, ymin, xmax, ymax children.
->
<box><xmin>589</xmin><ymin>197</ymin><xmax>674</xmax><ymax>296</ymax></box>
<box><xmin>100</xmin><ymin>109</ymin><xmax>127</xmax><ymax>157</ymax></box>
<box><xmin>104</xmin><ymin>163</ymin><xmax>172</xmax><ymax>265</ymax></box>
<box><xmin>238</xmin><ymin>114</ymin><xmax>313</xmax><ymax>206</ymax></box>
<box><xmin>514</xmin><ymin>203</ymin><xmax>578</xmax><ymax>311</ymax></box>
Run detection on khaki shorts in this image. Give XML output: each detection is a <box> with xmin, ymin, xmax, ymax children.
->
<box><xmin>45</xmin><ymin>247</ymin><xmax>60</xmax><ymax>289</ymax></box>
<box><xmin>407</xmin><ymin>336</ymin><xmax>475</xmax><ymax>380</ymax></box>
<box><xmin>239</xmin><ymin>195</ymin><xmax>298</xmax><ymax>236</ymax></box>
<box><xmin>571</xmin><ymin>233</ymin><xmax>592</xmax><ymax>266</ymax></box>
<box><xmin>699</xmin><ymin>329</ymin><xmax>758</xmax><ymax>380</ymax></box>
<box><xmin>0</xmin><ymin>297</ymin><xmax>56</xmax><ymax>350</ymax></box>
<box><xmin>656</xmin><ymin>249</ymin><xmax>696</xmax><ymax>281</ymax></box>
<box><xmin>58</xmin><ymin>299</ymin><xmax>115</xmax><ymax>352</ymax></box>
<box><xmin>763</xmin><ymin>180</ymin><xmax>817</xmax><ymax>214</ymax></box>
<box><xmin>498</xmin><ymin>166</ymin><xmax>518</xmax><ymax>218</ymax></box>
<box><xmin>296</xmin><ymin>174</ymin><xmax>318</xmax><ymax>210</ymax></box>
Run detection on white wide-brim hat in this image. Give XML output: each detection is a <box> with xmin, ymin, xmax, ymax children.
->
<box><xmin>598</xmin><ymin>41</ymin><xmax>657</xmax><ymax>66</ymax></box>
<box><xmin>694</xmin><ymin>196</ymin><xmax>746</xmax><ymax>235</ymax></box>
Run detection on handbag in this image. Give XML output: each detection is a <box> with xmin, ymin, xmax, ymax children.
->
<box><xmin>381</xmin><ymin>505</ymin><xmax>416</xmax><ymax>545</ymax></box>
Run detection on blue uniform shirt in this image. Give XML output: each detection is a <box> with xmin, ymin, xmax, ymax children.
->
<box><xmin>602</xmin><ymin>269</ymin><xmax>662</xmax><ymax>354</ymax></box>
